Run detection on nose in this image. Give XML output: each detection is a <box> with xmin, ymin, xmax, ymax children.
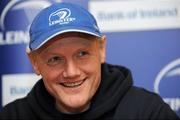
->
<box><xmin>62</xmin><ymin>60</ymin><xmax>81</xmax><ymax>78</ymax></box>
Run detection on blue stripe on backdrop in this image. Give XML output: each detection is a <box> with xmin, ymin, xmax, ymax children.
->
<box><xmin>0</xmin><ymin>45</ymin><xmax>33</xmax><ymax>74</ymax></box>
<box><xmin>105</xmin><ymin>28</ymin><xmax>180</xmax><ymax>92</ymax></box>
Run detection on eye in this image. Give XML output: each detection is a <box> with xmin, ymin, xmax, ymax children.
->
<box><xmin>47</xmin><ymin>56</ymin><xmax>64</xmax><ymax>66</ymax></box>
<box><xmin>77</xmin><ymin>51</ymin><xmax>89</xmax><ymax>58</ymax></box>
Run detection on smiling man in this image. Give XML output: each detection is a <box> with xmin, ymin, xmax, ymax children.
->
<box><xmin>0</xmin><ymin>2</ymin><xmax>179</xmax><ymax>120</ymax></box>
<box><xmin>30</xmin><ymin>32</ymin><xmax>105</xmax><ymax>114</ymax></box>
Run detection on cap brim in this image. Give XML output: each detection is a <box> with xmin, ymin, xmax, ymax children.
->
<box><xmin>30</xmin><ymin>27</ymin><xmax>101</xmax><ymax>51</ymax></box>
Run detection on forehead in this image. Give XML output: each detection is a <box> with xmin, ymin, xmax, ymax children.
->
<box><xmin>36</xmin><ymin>32</ymin><xmax>98</xmax><ymax>53</ymax></box>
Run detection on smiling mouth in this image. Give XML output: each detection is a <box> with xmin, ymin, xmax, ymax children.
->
<box><xmin>60</xmin><ymin>79</ymin><xmax>85</xmax><ymax>88</ymax></box>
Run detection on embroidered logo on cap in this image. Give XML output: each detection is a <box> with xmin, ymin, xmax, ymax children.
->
<box><xmin>49</xmin><ymin>8</ymin><xmax>75</xmax><ymax>26</ymax></box>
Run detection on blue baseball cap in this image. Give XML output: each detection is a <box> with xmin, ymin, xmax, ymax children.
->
<box><xmin>28</xmin><ymin>2</ymin><xmax>102</xmax><ymax>52</ymax></box>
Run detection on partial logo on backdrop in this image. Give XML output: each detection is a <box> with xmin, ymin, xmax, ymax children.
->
<box><xmin>0</xmin><ymin>0</ymin><xmax>55</xmax><ymax>106</ymax></box>
<box><xmin>49</xmin><ymin>8</ymin><xmax>75</xmax><ymax>26</ymax></box>
<box><xmin>89</xmin><ymin>0</ymin><xmax>180</xmax><ymax>32</ymax></box>
<box><xmin>0</xmin><ymin>0</ymin><xmax>52</xmax><ymax>45</ymax></box>
<box><xmin>154</xmin><ymin>58</ymin><xmax>180</xmax><ymax>112</ymax></box>
<box><xmin>2</xmin><ymin>73</ymin><xmax>40</xmax><ymax>106</ymax></box>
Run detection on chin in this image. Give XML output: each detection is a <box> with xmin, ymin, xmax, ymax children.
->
<box><xmin>65</xmin><ymin>95</ymin><xmax>90</xmax><ymax>112</ymax></box>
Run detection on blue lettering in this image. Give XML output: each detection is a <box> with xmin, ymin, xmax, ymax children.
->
<box><xmin>10</xmin><ymin>86</ymin><xmax>31</xmax><ymax>95</ymax></box>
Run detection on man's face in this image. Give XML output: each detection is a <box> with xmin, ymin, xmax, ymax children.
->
<box><xmin>29</xmin><ymin>33</ymin><xmax>106</xmax><ymax>113</ymax></box>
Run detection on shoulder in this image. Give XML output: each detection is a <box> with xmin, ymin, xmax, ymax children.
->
<box><xmin>125</xmin><ymin>86</ymin><xmax>172</xmax><ymax>111</ymax></box>
<box><xmin>119</xmin><ymin>86</ymin><xmax>165</xmax><ymax>111</ymax></box>
<box><xmin>116</xmin><ymin>86</ymin><xmax>179</xmax><ymax>119</ymax></box>
<box><xmin>128</xmin><ymin>86</ymin><xmax>163</xmax><ymax>103</ymax></box>
<box><xmin>2</xmin><ymin>97</ymin><xmax>27</xmax><ymax>111</ymax></box>
<box><xmin>0</xmin><ymin>97</ymin><xmax>31</xmax><ymax>119</ymax></box>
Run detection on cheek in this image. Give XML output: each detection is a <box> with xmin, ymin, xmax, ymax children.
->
<box><xmin>82</xmin><ymin>58</ymin><xmax>102</xmax><ymax>93</ymax></box>
<box><xmin>88</xmin><ymin>68</ymin><xmax>101</xmax><ymax>100</ymax></box>
<box><xmin>40</xmin><ymin>67</ymin><xmax>63</xmax><ymax>97</ymax></box>
<box><xmin>39</xmin><ymin>64</ymin><xmax>62</xmax><ymax>83</ymax></box>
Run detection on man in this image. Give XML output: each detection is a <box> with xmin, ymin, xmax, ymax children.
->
<box><xmin>0</xmin><ymin>2</ymin><xmax>179</xmax><ymax>120</ymax></box>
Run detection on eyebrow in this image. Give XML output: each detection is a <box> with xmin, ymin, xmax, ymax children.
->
<box><xmin>41</xmin><ymin>38</ymin><xmax>94</xmax><ymax>54</ymax></box>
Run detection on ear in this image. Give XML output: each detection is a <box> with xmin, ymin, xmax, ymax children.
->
<box><xmin>99</xmin><ymin>35</ymin><xmax>106</xmax><ymax>63</ymax></box>
<box><xmin>27</xmin><ymin>52</ymin><xmax>41</xmax><ymax>75</ymax></box>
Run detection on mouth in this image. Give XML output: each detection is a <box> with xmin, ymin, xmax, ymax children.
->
<box><xmin>60</xmin><ymin>79</ymin><xmax>86</xmax><ymax>88</ymax></box>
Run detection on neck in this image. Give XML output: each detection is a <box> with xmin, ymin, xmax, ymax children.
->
<box><xmin>55</xmin><ymin>101</ymin><xmax>90</xmax><ymax>114</ymax></box>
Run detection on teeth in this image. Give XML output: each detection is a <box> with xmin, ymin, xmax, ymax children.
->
<box><xmin>61</xmin><ymin>80</ymin><xmax>84</xmax><ymax>88</ymax></box>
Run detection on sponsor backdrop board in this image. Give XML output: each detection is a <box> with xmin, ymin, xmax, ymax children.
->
<box><xmin>0</xmin><ymin>0</ymin><xmax>180</xmax><ymax>116</ymax></box>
